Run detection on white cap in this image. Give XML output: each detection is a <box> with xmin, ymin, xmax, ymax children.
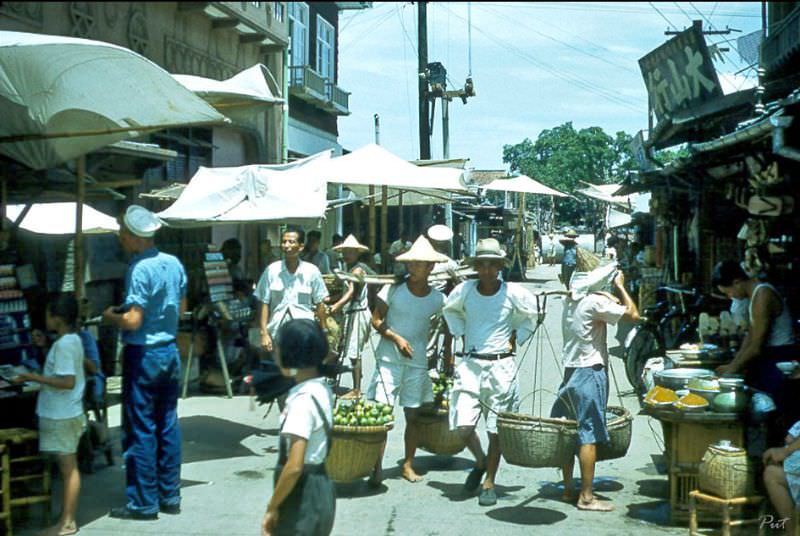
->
<box><xmin>123</xmin><ymin>205</ymin><xmax>162</xmax><ymax>238</ymax></box>
<box><xmin>427</xmin><ymin>224</ymin><xmax>453</xmax><ymax>242</ymax></box>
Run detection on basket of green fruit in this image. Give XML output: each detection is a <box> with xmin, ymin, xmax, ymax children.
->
<box><xmin>416</xmin><ymin>374</ymin><xmax>466</xmax><ymax>456</ymax></box>
<box><xmin>325</xmin><ymin>399</ymin><xmax>395</xmax><ymax>483</ymax></box>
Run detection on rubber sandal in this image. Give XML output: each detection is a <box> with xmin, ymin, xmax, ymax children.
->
<box><xmin>577</xmin><ymin>499</ymin><xmax>614</xmax><ymax>512</ymax></box>
<box><xmin>59</xmin><ymin>523</ymin><xmax>79</xmax><ymax>536</ymax></box>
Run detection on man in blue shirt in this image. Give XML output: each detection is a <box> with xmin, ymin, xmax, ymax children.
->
<box><xmin>103</xmin><ymin>205</ymin><xmax>187</xmax><ymax>520</ymax></box>
<box><xmin>560</xmin><ymin>229</ymin><xmax>579</xmax><ymax>290</ymax></box>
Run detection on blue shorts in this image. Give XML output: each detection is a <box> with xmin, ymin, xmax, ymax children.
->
<box><xmin>550</xmin><ymin>365</ymin><xmax>609</xmax><ymax>446</ymax></box>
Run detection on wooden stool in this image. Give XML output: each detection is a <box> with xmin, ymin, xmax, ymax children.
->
<box><xmin>0</xmin><ymin>428</ymin><xmax>51</xmax><ymax>527</ymax></box>
<box><xmin>689</xmin><ymin>490</ymin><xmax>765</xmax><ymax>536</ymax></box>
<box><xmin>0</xmin><ymin>445</ymin><xmax>11</xmax><ymax>536</ymax></box>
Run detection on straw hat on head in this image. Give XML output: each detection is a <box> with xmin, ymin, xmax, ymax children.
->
<box><xmin>332</xmin><ymin>234</ymin><xmax>369</xmax><ymax>252</ymax></box>
<box><xmin>427</xmin><ymin>224</ymin><xmax>453</xmax><ymax>242</ymax></box>
<box><xmin>559</xmin><ymin>228</ymin><xmax>579</xmax><ymax>245</ymax></box>
<box><xmin>396</xmin><ymin>235</ymin><xmax>450</xmax><ymax>263</ymax></box>
<box><xmin>467</xmin><ymin>238</ymin><xmax>509</xmax><ymax>265</ymax></box>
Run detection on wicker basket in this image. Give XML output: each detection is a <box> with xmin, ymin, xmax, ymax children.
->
<box><xmin>416</xmin><ymin>405</ymin><xmax>465</xmax><ymax>456</ymax></box>
<box><xmin>698</xmin><ymin>445</ymin><xmax>755</xmax><ymax>499</ymax></box>
<box><xmin>497</xmin><ymin>412</ymin><xmax>577</xmax><ymax>468</ymax></box>
<box><xmin>325</xmin><ymin>424</ymin><xmax>391</xmax><ymax>483</ymax></box>
<box><xmin>596</xmin><ymin>406</ymin><xmax>634</xmax><ymax>461</ymax></box>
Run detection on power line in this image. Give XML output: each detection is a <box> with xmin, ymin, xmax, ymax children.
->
<box><xmin>339</xmin><ymin>8</ymin><xmax>397</xmax><ymax>52</ymax></box>
<box><xmin>649</xmin><ymin>2</ymin><xmax>680</xmax><ymax>31</ymax></box>
<box><xmin>439</xmin><ymin>3</ymin><xmax>644</xmax><ymax>112</ymax></box>
<box><xmin>481</xmin><ymin>2</ymin><xmax>760</xmax><ymax>19</ymax></box>
<box><xmin>396</xmin><ymin>4</ymin><xmax>416</xmax><ymax>151</ymax></box>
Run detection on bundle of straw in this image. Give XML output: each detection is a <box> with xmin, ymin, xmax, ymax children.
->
<box><xmin>575</xmin><ymin>247</ymin><xmax>600</xmax><ymax>272</ymax></box>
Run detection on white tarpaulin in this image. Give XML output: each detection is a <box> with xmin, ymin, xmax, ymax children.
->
<box><xmin>173</xmin><ymin>64</ymin><xmax>283</xmax><ymax>121</ymax></box>
<box><xmin>608</xmin><ymin>207</ymin><xmax>633</xmax><ymax>228</ymax></box>
<box><xmin>5</xmin><ymin>202</ymin><xmax>119</xmax><ymax>234</ymax></box>
<box><xmin>0</xmin><ymin>31</ymin><xmax>227</xmax><ymax>170</ymax></box>
<box><xmin>577</xmin><ymin>183</ymin><xmax>651</xmax><ymax>213</ymax></box>
<box><xmin>481</xmin><ymin>174</ymin><xmax>567</xmax><ymax>197</ymax></box>
<box><xmin>157</xmin><ymin>152</ymin><xmax>330</xmax><ymax>226</ymax></box>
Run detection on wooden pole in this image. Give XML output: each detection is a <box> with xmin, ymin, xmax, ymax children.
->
<box><xmin>381</xmin><ymin>185</ymin><xmax>388</xmax><ymax>273</ymax></box>
<box><xmin>398</xmin><ymin>192</ymin><xmax>404</xmax><ymax>237</ymax></box>
<box><xmin>368</xmin><ymin>185</ymin><xmax>376</xmax><ymax>255</ymax></box>
<box><xmin>0</xmin><ymin>179</ymin><xmax>6</xmax><ymax>231</ymax></box>
<box><xmin>75</xmin><ymin>156</ymin><xmax>86</xmax><ymax>309</ymax></box>
<box><xmin>352</xmin><ymin>201</ymin><xmax>361</xmax><ymax>239</ymax></box>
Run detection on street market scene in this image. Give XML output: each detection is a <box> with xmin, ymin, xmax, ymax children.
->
<box><xmin>0</xmin><ymin>2</ymin><xmax>798</xmax><ymax>535</ymax></box>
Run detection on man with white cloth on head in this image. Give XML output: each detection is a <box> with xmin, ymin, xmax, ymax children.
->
<box><xmin>442</xmin><ymin>238</ymin><xmax>537</xmax><ymax>507</ymax></box>
<box><xmin>367</xmin><ymin>236</ymin><xmax>452</xmax><ymax>485</ymax></box>
<box><xmin>550</xmin><ymin>261</ymin><xmax>639</xmax><ymax>512</ymax></box>
<box><xmin>425</xmin><ymin>224</ymin><xmax>464</xmax><ymax>370</ymax></box>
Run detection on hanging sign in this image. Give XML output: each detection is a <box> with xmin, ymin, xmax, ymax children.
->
<box><xmin>639</xmin><ymin>21</ymin><xmax>723</xmax><ymax>124</ymax></box>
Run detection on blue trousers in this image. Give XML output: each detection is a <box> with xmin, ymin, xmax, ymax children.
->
<box><xmin>122</xmin><ymin>344</ymin><xmax>182</xmax><ymax>514</ymax></box>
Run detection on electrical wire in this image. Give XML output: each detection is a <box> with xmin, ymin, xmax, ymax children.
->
<box><xmin>440</xmin><ymin>4</ymin><xmax>644</xmax><ymax>112</ymax></box>
<box><xmin>482</xmin><ymin>2</ymin><xmax>760</xmax><ymax>19</ymax></box>
<box><xmin>339</xmin><ymin>8</ymin><xmax>397</xmax><ymax>53</ymax></box>
<box><xmin>649</xmin><ymin>2</ymin><xmax>680</xmax><ymax>31</ymax></box>
<box><xmin>396</xmin><ymin>3</ymin><xmax>417</xmax><ymax>151</ymax></box>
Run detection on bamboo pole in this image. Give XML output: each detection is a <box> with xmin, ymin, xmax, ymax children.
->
<box><xmin>75</xmin><ymin>156</ymin><xmax>86</xmax><ymax>308</ymax></box>
<box><xmin>368</xmin><ymin>185</ymin><xmax>376</xmax><ymax>254</ymax></box>
<box><xmin>352</xmin><ymin>200</ymin><xmax>361</xmax><ymax>239</ymax></box>
<box><xmin>398</xmin><ymin>192</ymin><xmax>404</xmax><ymax>237</ymax></box>
<box><xmin>381</xmin><ymin>185</ymin><xmax>388</xmax><ymax>273</ymax></box>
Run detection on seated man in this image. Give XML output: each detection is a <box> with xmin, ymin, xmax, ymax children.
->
<box><xmin>763</xmin><ymin>420</ymin><xmax>800</xmax><ymax>535</ymax></box>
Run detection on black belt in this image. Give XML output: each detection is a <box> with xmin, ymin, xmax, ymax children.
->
<box><xmin>468</xmin><ymin>352</ymin><xmax>514</xmax><ymax>361</ymax></box>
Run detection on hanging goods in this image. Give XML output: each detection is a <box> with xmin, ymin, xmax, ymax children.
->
<box><xmin>325</xmin><ymin>422</ymin><xmax>392</xmax><ymax>483</ymax></box>
<box><xmin>417</xmin><ymin>405</ymin><xmax>465</xmax><ymax>456</ymax></box>
<box><xmin>595</xmin><ymin>406</ymin><xmax>633</xmax><ymax>461</ymax></box>
<box><xmin>697</xmin><ymin>444</ymin><xmax>756</xmax><ymax>500</ymax></box>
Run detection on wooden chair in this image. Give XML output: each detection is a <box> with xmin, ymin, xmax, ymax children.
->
<box><xmin>688</xmin><ymin>490</ymin><xmax>766</xmax><ymax>536</ymax></box>
<box><xmin>0</xmin><ymin>428</ymin><xmax>51</xmax><ymax>528</ymax></box>
<box><xmin>0</xmin><ymin>445</ymin><xmax>11</xmax><ymax>536</ymax></box>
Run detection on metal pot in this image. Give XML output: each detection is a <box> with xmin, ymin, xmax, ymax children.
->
<box><xmin>653</xmin><ymin>368</ymin><xmax>715</xmax><ymax>391</ymax></box>
<box><xmin>712</xmin><ymin>390</ymin><xmax>750</xmax><ymax>413</ymax></box>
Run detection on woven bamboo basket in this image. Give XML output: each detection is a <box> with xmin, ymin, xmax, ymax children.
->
<box><xmin>596</xmin><ymin>406</ymin><xmax>634</xmax><ymax>461</ymax></box>
<box><xmin>698</xmin><ymin>445</ymin><xmax>755</xmax><ymax>499</ymax></box>
<box><xmin>416</xmin><ymin>405</ymin><xmax>465</xmax><ymax>456</ymax></box>
<box><xmin>325</xmin><ymin>424</ymin><xmax>391</xmax><ymax>483</ymax></box>
<box><xmin>497</xmin><ymin>412</ymin><xmax>577</xmax><ymax>468</ymax></box>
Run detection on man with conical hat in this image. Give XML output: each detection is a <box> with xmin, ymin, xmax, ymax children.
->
<box><xmin>367</xmin><ymin>235</ymin><xmax>452</xmax><ymax>485</ymax></box>
<box><xmin>560</xmin><ymin>228</ymin><xmax>580</xmax><ymax>290</ymax></box>
<box><xmin>442</xmin><ymin>238</ymin><xmax>537</xmax><ymax>507</ymax></box>
<box><xmin>327</xmin><ymin>234</ymin><xmax>374</xmax><ymax>398</ymax></box>
<box><xmin>550</xmin><ymin>261</ymin><xmax>638</xmax><ymax>512</ymax></box>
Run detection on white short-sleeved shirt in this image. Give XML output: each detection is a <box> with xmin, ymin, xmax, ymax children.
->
<box><xmin>280</xmin><ymin>378</ymin><xmax>334</xmax><ymax>464</ymax></box>
<box><xmin>253</xmin><ymin>260</ymin><xmax>329</xmax><ymax>337</ymax></box>
<box><xmin>36</xmin><ymin>333</ymin><xmax>85</xmax><ymax>420</ymax></box>
<box><xmin>375</xmin><ymin>283</ymin><xmax>444</xmax><ymax>368</ymax></box>
<box><xmin>562</xmin><ymin>293</ymin><xmax>626</xmax><ymax>368</ymax></box>
<box><xmin>429</xmin><ymin>258</ymin><xmax>460</xmax><ymax>293</ymax></box>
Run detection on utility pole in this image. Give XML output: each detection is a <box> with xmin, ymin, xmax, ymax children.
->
<box><xmin>418</xmin><ymin>2</ymin><xmax>430</xmax><ymax>160</ymax></box>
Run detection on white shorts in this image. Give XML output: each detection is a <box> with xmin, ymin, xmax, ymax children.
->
<box><xmin>366</xmin><ymin>360</ymin><xmax>434</xmax><ymax>408</ymax></box>
<box><xmin>449</xmin><ymin>357</ymin><xmax>519</xmax><ymax>434</ymax></box>
<box><xmin>342</xmin><ymin>309</ymin><xmax>372</xmax><ymax>362</ymax></box>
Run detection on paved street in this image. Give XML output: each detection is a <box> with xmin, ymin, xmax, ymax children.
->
<box><xmin>20</xmin><ymin>265</ymin><xmax>687</xmax><ymax>536</ymax></box>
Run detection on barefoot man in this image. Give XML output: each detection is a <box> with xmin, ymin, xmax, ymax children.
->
<box><xmin>443</xmin><ymin>238</ymin><xmax>537</xmax><ymax>506</ymax></box>
<box><xmin>551</xmin><ymin>261</ymin><xmax>638</xmax><ymax>512</ymax></box>
<box><xmin>367</xmin><ymin>236</ymin><xmax>451</xmax><ymax>484</ymax></box>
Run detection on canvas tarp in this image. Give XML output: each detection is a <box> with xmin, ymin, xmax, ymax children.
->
<box><xmin>0</xmin><ymin>31</ymin><xmax>226</xmax><ymax>170</ymax></box>
<box><xmin>577</xmin><ymin>183</ymin><xmax>651</xmax><ymax>213</ymax></box>
<box><xmin>5</xmin><ymin>202</ymin><xmax>119</xmax><ymax>234</ymax></box>
<box><xmin>481</xmin><ymin>174</ymin><xmax>567</xmax><ymax>197</ymax></box>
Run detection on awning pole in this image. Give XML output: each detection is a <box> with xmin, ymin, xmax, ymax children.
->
<box><xmin>398</xmin><ymin>192</ymin><xmax>404</xmax><ymax>236</ymax></box>
<box><xmin>368</xmin><ymin>185</ymin><xmax>376</xmax><ymax>255</ymax></box>
<box><xmin>381</xmin><ymin>185</ymin><xmax>388</xmax><ymax>272</ymax></box>
<box><xmin>75</xmin><ymin>156</ymin><xmax>86</xmax><ymax>312</ymax></box>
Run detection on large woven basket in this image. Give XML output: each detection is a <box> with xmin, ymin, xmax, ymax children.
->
<box><xmin>596</xmin><ymin>406</ymin><xmax>634</xmax><ymax>461</ymax></box>
<box><xmin>416</xmin><ymin>405</ymin><xmax>465</xmax><ymax>456</ymax></box>
<box><xmin>497</xmin><ymin>412</ymin><xmax>577</xmax><ymax>468</ymax></box>
<box><xmin>325</xmin><ymin>424</ymin><xmax>391</xmax><ymax>483</ymax></box>
<box><xmin>698</xmin><ymin>445</ymin><xmax>755</xmax><ymax>499</ymax></box>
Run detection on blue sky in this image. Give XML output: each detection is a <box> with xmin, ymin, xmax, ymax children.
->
<box><xmin>336</xmin><ymin>2</ymin><xmax>764</xmax><ymax>170</ymax></box>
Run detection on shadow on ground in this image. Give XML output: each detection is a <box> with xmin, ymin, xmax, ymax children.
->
<box><xmin>180</xmin><ymin>415</ymin><xmax>266</xmax><ymax>463</ymax></box>
<box><xmin>486</xmin><ymin>505</ymin><xmax>567</xmax><ymax>526</ymax></box>
<box><xmin>426</xmin><ymin>481</ymin><xmax>524</xmax><ymax>503</ymax></box>
<box><xmin>636</xmin><ymin>478</ymin><xmax>668</xmax><ymax>500</ymax></box>
<box><xmin>626</xmin><ymin>499</ymin><xmax>672</xmax><ymax>526</ymax></box>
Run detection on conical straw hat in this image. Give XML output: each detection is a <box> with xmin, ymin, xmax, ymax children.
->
<box><xmin>396</xmin><ymin>235</ymin><xmax>450</xmax><ymax>263</ymax></box>
<box><xmin>332</xmin><ymin>234</ymin><xmax>369</xmax><ymax>252</ymax></box>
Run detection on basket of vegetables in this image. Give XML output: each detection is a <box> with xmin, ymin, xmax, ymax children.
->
<box><xmin>325</xmin><ymin>399</ymin><xmax>394</xmax><ymax>483</ymax></box>
<box><xmin>416</xmin><ymin>374</ymin><xmax>466</xmax><ymax>456</ymax></box>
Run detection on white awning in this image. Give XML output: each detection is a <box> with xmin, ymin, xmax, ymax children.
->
<box><xmin>481</xmin><ymin>174</ymin><xmax>567</xmax><ymax>197</ymax></box>
<box><xmin>0</xmin><ymin>31</ymin><xmax>227</xmax><ymax>170</ymax></box>
<box><xmin>577</xmin><ymin>183</ymin><xmax>651</xmax><ymax>213</ymax></box>
<box><xmin>5</xmin><ymin>203</ymin><xmax>119</xmax><ymax>234</ymax></box>
<box><xmin>173</xmin><ymin>64</ymin><xmax>283</xmax><ymax>117</ymax></box>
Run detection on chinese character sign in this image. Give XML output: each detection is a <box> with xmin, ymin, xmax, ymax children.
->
<box><xmin>639</xmin><ymin>22</ymin><xmax>723</xmax><ymax>124</ymax></box>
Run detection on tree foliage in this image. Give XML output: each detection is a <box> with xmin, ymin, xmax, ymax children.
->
<box><xmin>502</xmin><ymin>122</ymin><xmax>636</xmax><ymax>226</ymax></box>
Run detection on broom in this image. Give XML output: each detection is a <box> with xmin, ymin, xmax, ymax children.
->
<box><xmin>575</xmin><ymin>247</ymin><xmax>601</xmax><ymax>272</ymax></box>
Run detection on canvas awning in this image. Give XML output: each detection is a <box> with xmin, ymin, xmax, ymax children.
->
<box><xmin>577</xmin><ymin>182</ymin><xmax>651</xmax><ymax>213</ymax></box>
<box><xmin>0</xmin><ymin>31</ymin><xmax>227</xmax><ymax>170</ymax></box>
<box><xmin>481</xmin><ymin>174</ymin><xmax>567</xmax><ymax>197</ymax></box>
<box><xmin>5</xmin><ymin>202</ymin><xmax>118</xmax><ymax>234</ymax></box>
<box><xmin>156</xmin><ymin>152</ymin><xmax>330</xmax><ymax>227</ymax></box>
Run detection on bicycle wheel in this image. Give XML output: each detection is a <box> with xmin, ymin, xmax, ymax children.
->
<box><xmin>624</xmin><ymin>326</ymin><xmax>660</xmax><ymax>394</ymax></box>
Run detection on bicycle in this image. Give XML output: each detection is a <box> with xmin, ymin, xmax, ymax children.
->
<box><xmin>623</xmin><ymin>286</ymin><xmax>705</xmax><ymax>395</ymax></box>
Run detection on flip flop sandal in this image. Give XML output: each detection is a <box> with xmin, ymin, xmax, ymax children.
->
<box><xmin>59</xmin><ymin>524</ymin><xmax>79</xmax><ymax>536</ymax></box>
<box><xmin>577</xmin><ymin>499</ymin><xmax>614</xmax><ymax>512</ymax></box>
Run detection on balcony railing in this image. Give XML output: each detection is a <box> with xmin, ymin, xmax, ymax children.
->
<box><xmin>289</xmin><ymin>65</ymin><xmax>350</xmax><ymax>115</ymax></box>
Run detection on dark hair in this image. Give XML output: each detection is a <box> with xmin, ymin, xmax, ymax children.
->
<box><xmin>276</xmin><ymin>319</ymin><xmax>329</xmax><ymax>370</ymax></box>
<box><xmin>307</xmin><ymin>230</ymin><xmax>322</xmax><ymax>242</ymax></box>
<box><xmin>47</xmin><ymin>293</ymin><xmax>79</xmax><ymax>329</ymax></box>
<box><xmin>332</xmin><ymin>234</ymin><xmax>343</xmax><ymax>245</ymax></box>
<box><xmin>282</xmin><ymin>225</ymin><xmax>305</xmax><ymax>244</ymax></box>
<box><xmin>221</xmin><ymin>238</ymin><xmax>241</xmax><ymax>252</ymax></box>
<box><xmin>711</xmin><ymin>260</ymin><xmax>748</xmax><ymax>288</ymax></box>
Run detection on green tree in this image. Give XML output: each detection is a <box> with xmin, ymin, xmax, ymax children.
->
<box><xmin>502</xmin><ymin>122</ymin><xmax>635</xmax><ymax>226</ymax></box>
